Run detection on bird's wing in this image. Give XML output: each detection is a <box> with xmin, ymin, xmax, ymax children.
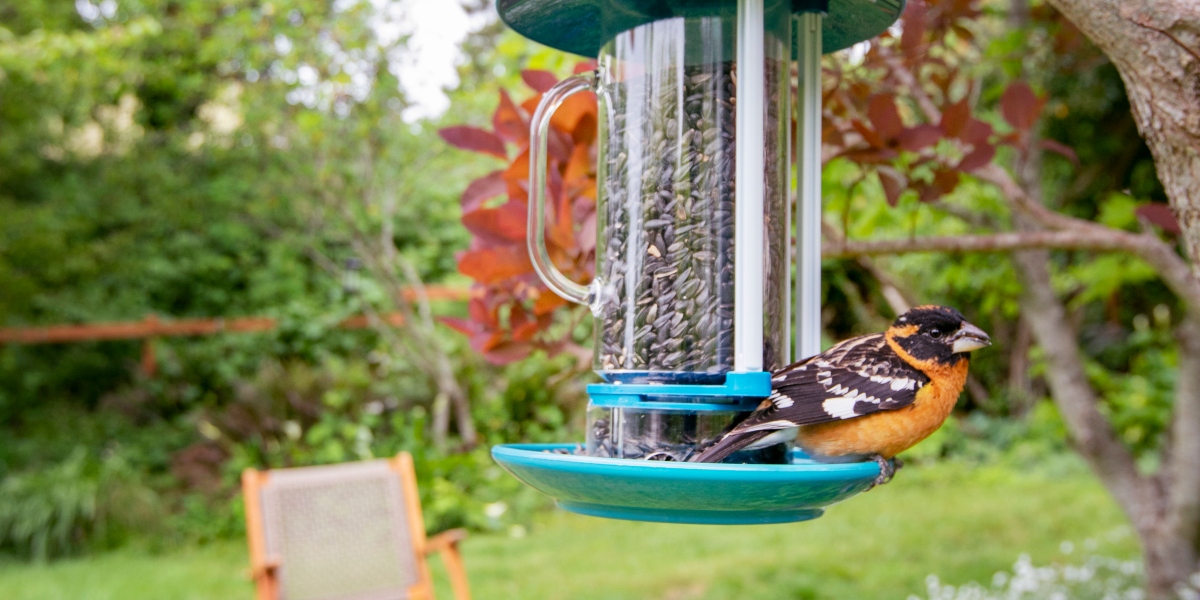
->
<box><xmin>730</xmin><ymin>334</ymin><xmax>930</xmax><ymax>435</ymax></box>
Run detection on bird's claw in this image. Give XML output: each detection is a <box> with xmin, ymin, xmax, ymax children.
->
<box><xmin>866</xmin><ymin>455</ymin><xmax>898</xmax><ymax>490</ymax></box>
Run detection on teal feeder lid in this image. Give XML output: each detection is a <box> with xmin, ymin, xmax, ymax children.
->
<box><xmin>492</xmin><ymin>444</ymin><xmax>880</xmax><ymax>524</ymax></box>
<box><xmin>496</xmin><ymin>0</ymin><xmax>905</xmax><ymax>57</ymax></box>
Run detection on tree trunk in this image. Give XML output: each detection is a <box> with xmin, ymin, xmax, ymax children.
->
<box><xmin>1007</xmin><ymin>317</ymin><xmax>1034</xmax><ymax>416</ymax></box>
<box><xmin>440</xmin><ymin>370</ymin><xmax>478</xmax><ymax>450</ymax></box>
<box><xmin>1141</xmin><ymin>518</ymin><xmax>1198</xmax><ymax>599</ymax></box>
<box><xmin>1018</xmin><ymin>4</ymin><xmax>1200</xmax><ymax>592</ymax></box>
<box><xmin>1163</xmin><ymin>317</ymin><xmax>1200</xmax><ymax>586</ymax></box>
<box><xmin>431</xmin><ymin>392</ymin><xmax>451</xmax><ymax>452</ymax></box>
<box><xmin>1046</xmin><ymin>0</ymin><xmax>1200</xmax><ymax>274</ymax></box>
<box><xmin>1009</xmin><ymin>228</ymin><xmax>1156</xmax><ymax>521</ymax></box>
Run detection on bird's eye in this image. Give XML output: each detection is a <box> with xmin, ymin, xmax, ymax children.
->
<box><xmin>928</xmin><ymin>328</ymin><xmax>943</xmax><ymax>339</ymax></box>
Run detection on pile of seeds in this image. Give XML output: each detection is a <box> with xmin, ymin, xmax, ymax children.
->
<box><xmin>587</xmin><ymin>412</ymin><xmax>788</xmax><ymax>463</ymax></box>
<box><xmin>595</xmin><ymin>59</ymin><xmax>788</xmax><ymax>382</ymax></box>
<box><xmin>587</xmin><ymin>413</ymin><xmax>706</xmax><ymax>461</ymax></box>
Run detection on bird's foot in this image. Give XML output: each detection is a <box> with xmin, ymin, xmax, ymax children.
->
<box><xmin>867</xmin><ymin>455</ymin><xmax>897</xmax><ymax>490</ymax></box>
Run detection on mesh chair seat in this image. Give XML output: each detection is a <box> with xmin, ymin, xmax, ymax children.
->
<box><xmin>244</xmin><ymin>454</ymin><xmax>471</xmax><ymax>600</ymax></box>
<box><xmin>260</xmin><ymin>460</ymin><xmax>420</xmax><ymax>600</ymax></box>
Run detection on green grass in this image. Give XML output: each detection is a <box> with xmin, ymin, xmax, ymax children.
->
<box><xmin>0</xmin><ymin>542</ymin><xmax>250</xmax><ymax>600</ymax></box>
<box><xmin>0</xmin><ymin>460</ymin><xmax>1138</xmax><ymax>600</ymax></box>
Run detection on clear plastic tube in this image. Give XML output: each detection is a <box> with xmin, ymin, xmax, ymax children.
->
<box><xmin>527</xmin><ymin>9</ymin><xmax>791</xmax><ymax>384</ymax></box>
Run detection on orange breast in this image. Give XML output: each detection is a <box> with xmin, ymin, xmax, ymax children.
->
<box><xmin>796</xmin><ymin>359</ymin><xmax>968</xmax><ymax>459</ymax></box>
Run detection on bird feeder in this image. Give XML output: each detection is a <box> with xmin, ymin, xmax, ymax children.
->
<box><xmin>492</xmin><ymin>0</ymin><xmax>904</xmax><ymax>524</ymax></box>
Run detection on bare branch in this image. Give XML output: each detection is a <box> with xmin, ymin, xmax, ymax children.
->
<box><xmin>822</xmin><ymin>229</ymin><xmax>1136</xmax><ymax>258</ymax></box>
<box><xmin>974</xmin><ymin>164</ymin><xmax>1200</xmax><ymax>323</ymax></box>
<box><xmin>393</xmin><ymin>252</ymin><xmax>478</xmax><ymax>448</ymax></box>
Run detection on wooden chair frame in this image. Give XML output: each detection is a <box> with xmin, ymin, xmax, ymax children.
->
<box><xmin>242</xmin><ymin>453</ymin><xmax>471</xmax><ymax>600</ymax></box>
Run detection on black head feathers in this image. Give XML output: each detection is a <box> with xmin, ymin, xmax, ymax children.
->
<box><xmin>893</xmin><ymin>305</ymin><xmax>967</xmax><ymax>331</ymax></box>
<box><xmin>889</xmin><ymin>306</ymin><xmax>990</xmax><ymax>367</ymax></box>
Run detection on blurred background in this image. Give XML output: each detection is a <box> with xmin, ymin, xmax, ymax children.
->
<box><xmin>0</xmin><ymin>0</ymin><xmax>1186</xmax><ymax>598</ymax></box>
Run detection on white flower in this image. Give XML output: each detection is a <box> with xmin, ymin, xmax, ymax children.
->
<box><xmin>484</xmin><ymin>501</ymin><xmax>508</xmax><ymax>519</ymax></box>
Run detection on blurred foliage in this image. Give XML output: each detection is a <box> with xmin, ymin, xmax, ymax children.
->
<box><xmin>439</xmin><ymin>63</ymin><xmax>598</xmax><ymax>364</ymax></box>
<box><xmin>0</xmin><ymin>448</ymin><xmax>161</xmax><ymax>561</ymax></box>
<box><xmin>211</xmin><ymin>348</ymin><xmax>586</xmax><ymax>534</ymax></box>
<box><xmin>0</xmin><ymin>345</ymin><xmax>587</xmax><ymax>557</ymax></box>
<box><xmin>0</xmin><ymin>0</ymin><xmax>477</xmax><ymax>419</ymax></box>
<box><xmin>0</xmin><ymin>0</ymin><xmax>570</xmax><ymax>559</ymax></box>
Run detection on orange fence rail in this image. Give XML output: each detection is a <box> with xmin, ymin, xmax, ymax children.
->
<box><xmin>0</xmin><ymin>285</ymin><xmax>472</xmax><ymax>375</ymax></box>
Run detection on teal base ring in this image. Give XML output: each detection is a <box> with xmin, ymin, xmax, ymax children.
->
<box><xmin>493</xmin><ymin>443</ymin><xmax>880</xmax><ymax>525</ymax></box>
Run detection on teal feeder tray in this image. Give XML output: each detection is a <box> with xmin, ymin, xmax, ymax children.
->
<box><xmin>493</xmin><ymin>444</ymin><xmax>880</xmax><ymax>524</ymax></box>
<box><xmin>500</xmin><ymin>0</ymin><xmax>903</xmax><ymax>524</ymax></box>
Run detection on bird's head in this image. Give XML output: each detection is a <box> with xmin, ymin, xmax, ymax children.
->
<box><xmin>886</xmin><ymin>305</ymin><xmax>991</xmax><ymax>368</ymax></box>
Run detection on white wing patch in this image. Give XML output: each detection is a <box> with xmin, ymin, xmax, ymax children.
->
<box><xmin>817</xmin><ymin>376</ymin><xmax>921</xmax><ymax>420</ymax></box>
<box><xmin>768</xmin><ymin>391</ymin><xmax>794</xmax><ymax>408</ymax></box>
<box><xmin>760</xmin><ymin>332</ymin><xmax>930</xmax><ymax>427</ymax></box>
<box><xmin>822</xmin><ymin>397</ymin><xmax>865</xmax><ymax>419</ymax></box>
<box><xmin>817</xmin><ymin>376</ymin><xmax>925</xmax><ymax>419</ymax></box>
<box><xmin>816</xmin><ymin>367</ymin><xmax>833</xmax><ymax>387</ymax></box>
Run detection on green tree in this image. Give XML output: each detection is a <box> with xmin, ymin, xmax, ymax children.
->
<box><xmin>0</xmin><ymin>1</ymin><xmax>475</xmax><ymax>423</ymax></box>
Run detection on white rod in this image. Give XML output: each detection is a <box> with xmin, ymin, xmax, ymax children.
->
<box><xmin>781</xmin><ymin>16</ymin><xmax>793</xmax><ymax>367</ymax></box>
<box><xmin>735</xmin><ymin>0</ymin><xmax>765</xmax><ymax>373</ymax></box>
<box><xmin>795</xmin><ymin>11</ymin><xmax>822</xmax><ymax>360</ymax></box>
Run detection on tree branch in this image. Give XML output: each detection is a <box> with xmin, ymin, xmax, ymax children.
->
<box><xmin>394</xmin><ymin>253</ymin><xmax>478</xmax><ymax>448</ymax></box>
<box><xmin>823</xmin><ymin>229</ymin><xmax>1136</xmax><ymax>258</ymax></box>
<box><xmin>875</xmin><ymin>38</ymin><xmax>1200</xmax><ymax>324</ymax></box>
<box><xmin>1133</xmin><ymin>19</ymin><xmax>1200</xmax><ymax>64</ymax></box>
<box><xmin>1167</xmin><ymin>317</ymin><xmax>1200</xmax><ymax>557</ymax></box>
<box><xmin>973</xmin><ymin>164</ymin><xmax>1200</xmax><ymax>323</ymax></box>
<box><xmin>874</xmin><ymin>12</ymin><xmax>1200</xmax><ymax>320</ymax></box>
<box><xmin>1046</xmin><ymin>0</ymin><xmax>1200</xmax><ymax>285</ymax></box>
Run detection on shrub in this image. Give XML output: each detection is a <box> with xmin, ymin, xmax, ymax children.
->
<box><xmin>0</xmin><ymin>448</ymin><xmax>158</xmax><ymax>561</ymax></box>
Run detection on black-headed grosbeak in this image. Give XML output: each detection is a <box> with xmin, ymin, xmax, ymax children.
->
<box><xmin>692</xmin><ymin>306</ymin><xmax>990</xmax><ymax>485</ymax></box>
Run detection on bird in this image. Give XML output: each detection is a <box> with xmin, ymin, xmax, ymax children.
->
<box><xmin>690</xmin><ymin>305</ymin><xmax>990</xmax><ymax>486</ymax></box>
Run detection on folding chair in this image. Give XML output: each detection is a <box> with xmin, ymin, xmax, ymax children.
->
<box><xmin>242</xmin><ymin>453</ymin><xmax>471</xmax><ymax>600</ymax></box>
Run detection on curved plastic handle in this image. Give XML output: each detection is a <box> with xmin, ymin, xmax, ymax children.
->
<box><xmin>527</xmin><ymin>71</ymin><xmax>598</xmax><ymax>308</ymax></box>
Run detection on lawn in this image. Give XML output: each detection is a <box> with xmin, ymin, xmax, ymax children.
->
<box><xmin>0</xmin><ymin>459</ymin><xmax>1138</xmax><ymax>600</ymax></box>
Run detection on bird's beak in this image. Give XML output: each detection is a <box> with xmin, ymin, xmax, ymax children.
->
<box><xmin>951</xmin><ymin>322</ymin><xmax>991</xmax><ymax>353</ymax></box>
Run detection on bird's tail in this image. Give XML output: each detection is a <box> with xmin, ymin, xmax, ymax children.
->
<box><xmin>690</xmin><ymin>430</ymin><xmax>772</xmax><ymax>463</ymax></box>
